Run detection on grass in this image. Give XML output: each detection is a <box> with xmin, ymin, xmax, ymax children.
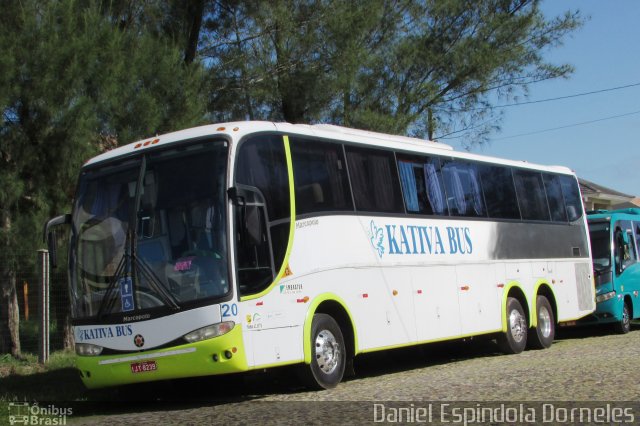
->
<box><xmin>17</xmin><ymin>319</ymin><xmax>64</xmax><ymax>354</ymax></box>
<box><xmin>0</xmin><ymin>350</ymin><xmax>75</xmax><ymax>376</ymax></box>
<box><xmin>0</xmin><ymin>351</ymin><xmax>84</xmax><ymax>402</ymax></box>
<box><xmin>0</xmin><ymin>350</ymin><xmax>118</xmax><ymax>420</ymax></box>
<box><xmin>0</xmin><ymin>351</ymin><xmax>88</xmax><ymax>422</ymax></box>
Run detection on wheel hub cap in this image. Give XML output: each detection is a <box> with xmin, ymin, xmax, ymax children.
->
<box><xmin>315</xmin><ymin>330</ymin><xmax>340</xmax><ymax>374</ymax></box>
<box><xmin>509</xmin><ymin>309</ymin><xmax>527</xmax><ymax>343</ymax></box>
<box><xmin>539</xmin><ymin>306</ymin><xmax>552</xmax><ymax>338</ymax></box>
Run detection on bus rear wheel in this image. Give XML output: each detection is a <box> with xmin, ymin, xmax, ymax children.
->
<box><xmin>527</xmin><ymin>295</ymin><xmax>555</xmax><ymax>349</ymax></box>
<box><xmin>614</xmin><ymin>301</ymin><xmax>631</xmax><ymax>334</ymax></box>
<box><xmin>497</xmin><ymin>297</ymin><xmax>527</xmax><ymax>354</ymax></box>
<box><xmin>299</xmin><ymin>313</ymin><xmax>346</xmax><ymax>389</ymax></box>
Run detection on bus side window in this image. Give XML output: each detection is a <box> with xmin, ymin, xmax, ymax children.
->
<box><xmin>234</xmin><ymin>196</ymin><xmax>272</xmax><ymax>292</ymax></box>
<box><xmin>628</xmin><ymin>230</ymin><xmax>638</xmax><ymax>264</ymax></box>
<box><xmin>615</xmin><ymin>223</ymin><xmax>636</xmax><ymax>274</ymax></box>
<box><xmin>558</xmin><ymin>175</ymin><xmax>583</xmax><ymax>222</ymax></box>
<box><xmin>615</xmin><ymin>227</ymin><xmax>625</xmax><ymax>274</ymax></box>
<box><xmin>477</xmin><ymin>164</ymin><xmax>518</xmax><ymax>219</ymax></box>
<box><xmin>440</xmin><ymin>159</ymin><xmax>486</xmax><ymax>218</ymax></box>
<box><xmin>397</xmin><ymin>155</ymin><xmax>448</xmax><ymax>216</ymax></box>
<box><xmin>344</xmin><ymin>146</ymin><xmax>404</xmax><ymax>213</ymax></box>
<box><xmin>234</xmin><ymin>135</ymin><xmax>291</xmax><ymax>296</ymax></box>
<box><xmin>290</xmin><ymin>137</ymin><xmax>353</xmax><ymax>215</ymax></box>
<box><xmin>542</xmin><ymin>174</ymin><xmax>568</xmax><ymax>222</ymax></box>
<box><xmin>513</xmin><ymin>170</ymin><xmax>550</xmax><ymax>221</ymax></box>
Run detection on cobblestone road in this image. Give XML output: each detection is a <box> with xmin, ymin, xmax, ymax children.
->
<box><xmin>75</xmin><ymin>326</ymin><xmax>640</xmax><ymax>425</ymax></box>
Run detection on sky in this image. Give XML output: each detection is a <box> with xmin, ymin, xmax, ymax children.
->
<box><xmin>445</xmin><ymin>0</ymin><xmax>640</xmax><ymax>197</ymax></box>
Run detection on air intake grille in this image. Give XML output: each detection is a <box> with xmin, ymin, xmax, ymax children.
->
<box><xmin>575</xmin><ymin>263</ymin><xmax>593</xmax><ymax>311</ymax></box>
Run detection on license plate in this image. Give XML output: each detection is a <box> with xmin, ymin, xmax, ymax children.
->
<box><xmin>130</xmin><ymin>360</ymin><xmax>157</xmax><ymax>374</ymax></box>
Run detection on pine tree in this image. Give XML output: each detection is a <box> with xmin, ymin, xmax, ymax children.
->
<box><xmin>0</xmin><ymin>0</ymin><xmax>207</xmax><ymax>356</ymax></box>
<box><xmin>201</xmin><ymin>0</ymin><xmax>581</xmax><ymax>142</ymax></box>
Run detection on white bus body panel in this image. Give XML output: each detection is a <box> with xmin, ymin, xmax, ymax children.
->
<box><xmin>241</xmin><ymin>214</ymin><xmax>593</xmax><ymax>367</ymax></box>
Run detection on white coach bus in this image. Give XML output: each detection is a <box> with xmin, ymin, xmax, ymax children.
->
<box><xmin>45</xmin><ymin>121</ymin><xmax>595</xmax><ymax>389</ymax></box>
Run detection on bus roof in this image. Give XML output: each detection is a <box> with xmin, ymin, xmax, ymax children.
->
<box><xmin>587</xmin><ymin>208</ymin><xmax>640</xmax><ymax>221</ymax></box>
<box><xmin>84</xmin><ymin>121</ymin><xmax>575</xmax><ymax>175</ymax></box>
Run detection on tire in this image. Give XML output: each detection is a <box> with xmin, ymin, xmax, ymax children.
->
<box><xmin>527</xmin><ymin>295</ymin><xmax>555</xmax><ymax>349</ymax></box>
<box><xmin>614</xmin><ymin>301</ymin><xmax>631</xmax><ymax>334</ymax></box>
<box><xmin>299</xmin><ymin>313</ymin><xmax>346</xmax><ymax>390</ymax></box>
<box><xmin>497</xmin><ymin>297</ymin><xmax>527</xmax><ymax>354</ymax></box>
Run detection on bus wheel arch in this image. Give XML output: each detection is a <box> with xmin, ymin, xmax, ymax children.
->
<box><xmin>300</xmin><ymin>297</ymin><xmax>357</xmax><ymax>388</ymax></box>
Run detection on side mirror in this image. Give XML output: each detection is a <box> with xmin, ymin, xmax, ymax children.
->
<box><xmin>43</xmin><ymin>214</ymin><xmax>71</xmax><ymax>268</ymax></box>
<box><xmin>228</xmin><ymin>186</ymin><xmax>267</xmax><ymax>248</ymax></box>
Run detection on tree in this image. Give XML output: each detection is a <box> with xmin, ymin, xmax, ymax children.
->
<box><xmin>202</xmin><ymin>0</ymin><xmax>336</xmax><ymax>123</ymax></box>
<box><xmin>0</xmin><ymin>0</ymin><xmax>582</xmax><ymax>357</ymax></box>
<box><xmin>200</xmin><ymin>0</ymin><xmax>581</xmax><ymax>143</ymax></box>
<box><xmin>99</xmin><ymin>0</ymin><xmax>209</xmax><ymax>65</ymax></box>
<box><xmin>365</xmin><ymin>0</ymin><xmax>582</xmax><ymax>146</ymax></box>
<box><xmin>0</xmin><ymin>0</ymin><xmax>207</xmax><ymax>356</ymax></box>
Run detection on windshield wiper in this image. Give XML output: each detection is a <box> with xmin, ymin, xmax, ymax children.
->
<box><xmin>128</xmin><ymin>156</ymin><xmax>179</xmax><ymax>310</ymax></box>
<box><xmin>136</xmin><ymin>257</ymin><xmax>180</xmax><ymax>310</ymax></box>
<box><xmin>96</xmin><ymin>236</ymin><xmax>129</xmax><ymax>319</ymax></box>
<box><xmin>95</xmin><ymin>232</ymin><xmax>180</xmax><ymax>317</ymax></box>
<box><xmin>96</xmin><ymin>155</ymin><xmax>180</xmax><ymax>318</ymax></box>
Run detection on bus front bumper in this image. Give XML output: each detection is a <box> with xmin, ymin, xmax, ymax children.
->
<box><xmin>76</xmin><ymin>325</ymin><xmax>247</xmax><ymax>389</ymax></box>
<box><xmin>577</xmin><ymin>294</ymin><xmax>624</xmax><ymax>325</ymax></box>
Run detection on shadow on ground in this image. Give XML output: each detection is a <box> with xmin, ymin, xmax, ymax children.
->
<box><xmin>2</xmin><ymin>323</ymin><xmax>638</xmax><ymax>418</ymax></box>
<box><xmin>0</xmin><ymin>337</ymin><xmax>504</xmax><ymax>417</ymax></box>
<box><xmin>556</xmin><ymin>321</ymin><xmax>640</xmax><ymax>340</ymax></box>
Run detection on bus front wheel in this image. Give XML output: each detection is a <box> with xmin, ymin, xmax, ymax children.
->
<box><xmin>614</xmin><ymin>301</ymin><xmax>631</xmax><ymax>334</ymax></box>
<box><xmin>300</xmin><ymin>313</ymin><xmax>346</xmax><ymax>390</ymax></box>
<box><xmin>497</xmin><ymin>297</ymin><xmax>527</xmax><ymax>354</ymax></box>
<box><xmin>527</xmin><ymin>295</ymin><xmax>555</xmax><ymax>349</ymax></box>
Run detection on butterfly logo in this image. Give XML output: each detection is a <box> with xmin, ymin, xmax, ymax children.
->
<box><xmin>369</xmin><ymin>220</ymin><xmax>384</xmax><ymax>258</ymax></box>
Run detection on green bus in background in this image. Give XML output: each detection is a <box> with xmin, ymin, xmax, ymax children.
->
<box><xmin>585</xmin><ymin>208</ymin><xmax>640</xmax><ymax>333</ymax></box>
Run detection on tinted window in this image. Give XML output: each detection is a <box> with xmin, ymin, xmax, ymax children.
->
<box><xmin>235</xmin><ymin>135</ymin><xmax>291</xmax><ymax>295</ymax></box>
<box><xmin>542</xmin><ymin>174</ymin><xmax>568</xmax><ymax>222</ymax></box>
<box><xmin>514</xmin><ymin>170</ymin><xmax>550</xmax><ymax>221</ymax></box>
<box><xmin>589</xmin><ymin>221</ymin><xmax>611</xmax><ymax>272</ymax></box>
<box><xmin>345</xmin><ymin>146</ymin><xmax>404</xmax><ymax>213</ymax></box>
<box><xmin>234</xmin><ymin>201</ymin><xmax>273</xmax><ymax>295</ymax></box>
<box><xmin>235</xmin><ymin>135</ymin><xmax>290</xmax><ymax>221</ymax></box>
<box><xmin>478</xmin><ymin>165</ymin><xmax>519</xmax><ymax>219</ymax></box>
<box><xmin>290</xmin><ymin>138</ymin><xmax>353</xmax><ymax>215</ymax></box>
<box><xmin>558</xmin><ymin>175</ymin><xmax>583</xmax><ymax>222</ymax></box>
<box><xmin>614</xmin><ymin>220</ymin><xmax>637</xmax><ymax>274</ymax></box>
<box><xmin>270</xmin><ymin>222</ymin><xmax>290</xmax><ymax>271</ymax></box>
<box><xmin>397</xmin><ymin>155</ymin><xmax>447</xmax><ymax>215</ymax></box>
<box><xmin>441</xmin><ymin>160</ymin><xmax>485</xmax><ymax>217</ymax></box>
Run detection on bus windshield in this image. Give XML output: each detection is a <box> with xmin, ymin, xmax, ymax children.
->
<box><xmin>588</xmin><ymin>221</ymin><xmax>611</xmax><ymax>273</ymax></box>
<box><xmin>69</xmin><ymin>140</ymin><xmax>229</xmax><ymax>320</ymax></box>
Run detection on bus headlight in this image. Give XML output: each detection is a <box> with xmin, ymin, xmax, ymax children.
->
<box><xmin>75</xmin><ymin>343</ymin><xmax>103</xmax><ymax>356</ymax></box>
<box><xmin>596</xmin><ymin>291</ymin><xmax>616</xmax><ymax>303</ymax></box>
<box><xmin>183</xmin><ymin>321</ymin><xmax>235</xmax><ymax>343</ymax></box>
